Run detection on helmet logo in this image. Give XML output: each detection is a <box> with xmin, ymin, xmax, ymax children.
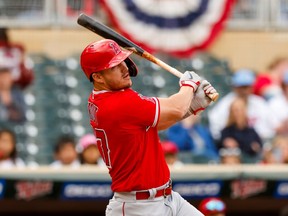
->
<box><xmin>109</xmin><ymin>42</ymin><xmax>121</xmax><ymax>55</ymax></box>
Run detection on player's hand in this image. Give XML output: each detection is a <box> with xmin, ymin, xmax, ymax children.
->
<box><xmin>188</xmin><ymin>80</ymin><xmax>216</xmax><ymax>115</ymax></box>
<box><xmin>179</xmin><ymin>71</ymin><xmax>201</xmax><ymax>92</ymax></box>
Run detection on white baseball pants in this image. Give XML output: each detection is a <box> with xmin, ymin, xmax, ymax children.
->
<box><xmin>105</xmin><ymin>190</ymin><xmax>204</xmax><ymax>216</ymax></box>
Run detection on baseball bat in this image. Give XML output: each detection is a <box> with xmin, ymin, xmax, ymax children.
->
<box><xmin>77</xmin><ymin>13</ymin><xmax>219</xmax><ymax>101</ymax></box>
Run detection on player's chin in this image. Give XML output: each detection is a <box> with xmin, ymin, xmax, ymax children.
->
<box><xmin>123</xmin><ymin>79</ymin><xmax>132</xmax><ymax>87</ymax></box>
<box><xmin>113</xmin><ymin>81</ymin><xmax>132</xmax><ymax>90</ymax></box>
<box><xmin>124</xmin><ymin>81</ymin><xmax>132</xmax><ymax>89</ymax></box>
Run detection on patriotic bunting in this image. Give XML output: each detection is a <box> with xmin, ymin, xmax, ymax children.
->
<box><xmin>100</xmin><ymin>0</ymin><xmax>234</xmax><ymax>58</ymax></box>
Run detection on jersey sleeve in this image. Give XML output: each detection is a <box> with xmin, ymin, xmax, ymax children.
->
<box><xmin>119</xmin><ymin>90</ymin><xmax>160</xmax><ymax>128</ymax></box>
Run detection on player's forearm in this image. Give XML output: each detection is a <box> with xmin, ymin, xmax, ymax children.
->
<box><xmin>157</xmin><ymin>86</ymin><xmax>194</xmax><ymax>130</ymax></box>
<box><xmin>169</xmin><ymin>86</ymin><xmax>195</xmax><ymax>117</ymax></box>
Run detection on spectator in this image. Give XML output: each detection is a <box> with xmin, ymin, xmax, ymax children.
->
<box><xmin>219</xmin><ymin>147</ymin><xmax>241</xmax><ymax>165</ymax></box>
<box><xmin>208</xmin><ymin>68</ymin><xmax>274</xmax><ymax>142</ymax></box>
<box><xmin>50</xmin><ymin>136</ymin><xmax>80</xmax><ymax>168</ymax></box>
<box><xmin>78</xmin><ymin>133</ymin><xmax>105</xmax><ymax>166</ymax></box>
<box><xmin>268</xmin><ymin>71</ymin><xmax>288</xmax><ymax>135</ymax></box>
<box><xmin>261</xmin><ymin>147</ymin><xmax>279</xmax><ymax>164</ymax></box>
<box><xmin>167</xmin><ymin>115</ymin><xmax>219</xmax><ymax>163</ymax></box>
<box><xmin>0</xmin><ymin>128</ymin><xmax>25</xmax><ymax>168</ymax></box>
<box><xmin>161</xmin><ymin>140</ymin><xmax>184</xmax><ymax>168</ymax></box>
<box><xmin>253</xmin><ymin>57</ymin><xmax>288</xmax><ymax>100</ymax></box>
<box><xmin>0</xmin><ymin>64</ymin><xmax>27</xmax><ymax>123</ymax></box>
<box><xmin>0</xmin><ymin>28</ymin><xmax>34</xmax><ymax>89</ymax></box>
<box><xmin>219</xmin><ymin>97</ymin><xmax>263</xmax><ymax>163</ymax></box>
<box><xmin>265</xmin><ymin>135</ymin><xmax>288</xmax><ymax>164</ymax></box>
<box><xmin>198</xmin><ymin>197</ymin><xmax>226</xmax><ymax>216</ymax></box>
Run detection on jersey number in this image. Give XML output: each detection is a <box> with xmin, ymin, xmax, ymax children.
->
<box><xmin>95</xmin><ymin>128</ymin><xmax>112</xmax><ymax>169</ymax></box>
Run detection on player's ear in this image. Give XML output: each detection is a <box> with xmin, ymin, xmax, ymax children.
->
<box><xmin>91</xmin><ymin>72</ymin><xmax>104</xmax><ymax>83</ymax></box>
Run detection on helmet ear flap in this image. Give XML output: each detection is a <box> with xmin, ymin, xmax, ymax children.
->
<box><xmin>124</xmin><ymin>58</ymin><xmax>138</xmax><ymax>77</ymax></box>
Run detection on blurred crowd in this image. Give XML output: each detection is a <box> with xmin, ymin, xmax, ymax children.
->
<box><xmin>0</xmin><ymin>27</ymin><xmax>288</xmax><ymax>169</ymax></box>
<box><xmin>0</xmin><ymin>129</ymin><xmax>106</xmax><ymax>169</ymax></box>
<box><xmin>163</xmin><ymin>58</ymin><xmax>288</xmax><ymax>167</ymax></box>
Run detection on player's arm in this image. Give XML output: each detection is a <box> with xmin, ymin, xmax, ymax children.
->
<box><xmin>157</xmin><ymin>78</ymin><xmax>217</xmax><ymax>130</ymax></box>
<box><xmin>157</xmin><ymin>71</ymin><xmax>200</xmax><ymax>130</ymax></box>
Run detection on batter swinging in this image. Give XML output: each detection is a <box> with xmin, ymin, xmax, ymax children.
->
<box><xmin>80</xmin><ymin>39</ymin><xmax>217</xmax><ymax>216</ymax></box>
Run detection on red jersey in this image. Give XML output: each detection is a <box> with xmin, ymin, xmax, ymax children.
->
<box><xmin>88</xmin><ymin>88</ymin><xmax>170</xmax><ymax>192</ymax></box>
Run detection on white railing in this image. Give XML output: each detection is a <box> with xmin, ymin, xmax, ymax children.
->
<box><xmin>1</xmin><ymin>164</ymin><xmax>288</xmax><ymax>181</ymax></box>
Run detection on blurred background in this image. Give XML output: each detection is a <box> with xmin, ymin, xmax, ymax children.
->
<box><xmin>1</xmin><ymin>0</ymin><xmax>288</xmax><ymax>216</ymax></box>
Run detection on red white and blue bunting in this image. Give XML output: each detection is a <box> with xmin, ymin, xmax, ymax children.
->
<box><xmin>100</xmin><ymin>0</ymin><xmax>234</xmax><ymax>58</ymax></box>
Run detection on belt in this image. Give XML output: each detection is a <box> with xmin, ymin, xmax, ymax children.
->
<box><xmin>135</xmin><ymin>181</ymin><xmax>172</xmax><ymax>200</ymax></box>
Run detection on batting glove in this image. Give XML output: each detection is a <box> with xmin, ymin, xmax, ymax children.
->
<box><xmin>188</xmin><ymin>80</ymin><xmax>217</xmax><ymax>115</ymax></box>
<box><xmin>179</xmin><ymin>71</ymin><xmax>201</xmax><ymax>92</ymax></box>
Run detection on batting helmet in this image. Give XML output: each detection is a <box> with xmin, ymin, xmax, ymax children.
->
<box><xmin>80</xmin><ymin>39</ymin><xmax>138</xmax><ymax>80</ymax></box>
<box><xmin>198</xmin><ymin>197</ymin><xmax>226</xmax><ymax>216</ymax></box>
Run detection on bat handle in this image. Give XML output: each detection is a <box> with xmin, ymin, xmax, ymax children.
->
<box><xmin>142</xmin><ymin>52</ymin><xmax>219</xmax><ymax>102</ymax></box>
<box><xmin>166</xmin><ymin>65</ymin><xmax>219</xmax><ymax>102</ymax></box>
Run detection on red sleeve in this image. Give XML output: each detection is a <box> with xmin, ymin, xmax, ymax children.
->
<box><xmin>119</xmin><ymin>89</ymin><xmax>160</xmax><ymax>128</ymax></box>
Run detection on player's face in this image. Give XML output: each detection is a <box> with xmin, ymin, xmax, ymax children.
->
<box><xmin>100</xmin><ymin>61</ymin><xmax>132</xmax><ymax>90</ymax></box>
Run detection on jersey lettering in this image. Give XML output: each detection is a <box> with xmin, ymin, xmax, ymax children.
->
<box><xmin>89</xmin><ymin>103</ymin><xmax>111</xmax><ymax>168</ymax></box>
<box><xmin>95</xmin><ymin>128</ymin><xmax>112</xmax><ymax>169</ymax></box>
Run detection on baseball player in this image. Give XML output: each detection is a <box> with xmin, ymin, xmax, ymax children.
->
<box><xmin>80</xmin><ymin>39</ymin><xmax>217</xmax><ymax>216</ymax></box>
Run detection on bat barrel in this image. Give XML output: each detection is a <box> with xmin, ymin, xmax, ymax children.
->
<box><xmin>77</xmin><ymin>13</ymin><xmax>145</xmax><ymax>55</ymax></box>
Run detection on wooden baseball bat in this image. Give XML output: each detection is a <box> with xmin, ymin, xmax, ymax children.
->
<box><xmin>77</xmin><ymin>13</ymin><xmax>219</xmax><ymax>101</ymax></box>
